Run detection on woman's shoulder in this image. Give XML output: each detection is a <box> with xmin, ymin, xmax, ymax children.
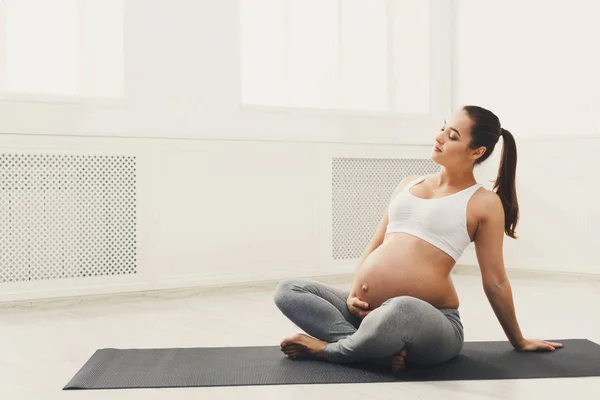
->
<box><xmin>470</xmin><ymin>188</ymin><xmax>503</xmax><ymax>222</ymax></box>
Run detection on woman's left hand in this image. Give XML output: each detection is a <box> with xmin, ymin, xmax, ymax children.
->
<box><xmin>516</xmin><ymin>338</ymin><xmax>563</xmax><ymax>352</ymax></box>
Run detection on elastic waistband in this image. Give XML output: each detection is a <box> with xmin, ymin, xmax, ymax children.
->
<box><xmin>438</xmin><ymin>307</ymin><xmax>460</xmax><ymax>315</ymax></box>
<box><xmin>438</xmin><ymin>307</ymin><xmax>463</xmax><ymax>331</ymax></box>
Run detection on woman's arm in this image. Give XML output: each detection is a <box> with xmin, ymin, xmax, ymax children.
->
<box><xmin>473</xmin><ymin>192</ymin><xmax>525</xmax><ymax>348</ymax></box>
<box><xmin>474</xmin><ymin>192</ymin><xmax>562</xmax><ymax>352</ymax></box>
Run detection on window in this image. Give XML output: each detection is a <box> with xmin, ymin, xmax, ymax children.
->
<box><xmin>0</xmin><ymin>0</ymin><xmax>124</xmax><ymax>101</ymax></box>
<box><xmin>456</xmin><ymin>0</ymin><xmax>600</xmax><ymax>138</ymax></box>
<box><xmin>240</xmin><ymin>0</ymin><xmax>431</xmax><ymax>114</ymax></box>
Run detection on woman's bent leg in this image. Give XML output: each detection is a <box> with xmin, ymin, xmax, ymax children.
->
<box><xmin>323</xmin><ymin>296</ymin><xmax>464</xmax><ymax>365</ymax></box>
<box><xmin>273</xmin><ymin>278</ymin><xmax>362</xmax><ymax>342</ymax></box>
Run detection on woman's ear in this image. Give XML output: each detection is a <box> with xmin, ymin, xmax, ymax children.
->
<box><xmin>472</xmin><ymin>146</ymin><xmax>486</xmax><ymax>160</ymax></box>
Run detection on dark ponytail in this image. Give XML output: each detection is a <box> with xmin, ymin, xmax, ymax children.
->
<box><xmin>494</xmin><ymin>128</ymin><xmax>519</xmax><ymax>239</ymax></box>
<box><xmin>462</xmin><ymin>105</ymin><xmax>520</xmax><ymax>239</ymax></box>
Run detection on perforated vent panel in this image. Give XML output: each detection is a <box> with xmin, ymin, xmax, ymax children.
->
<box><xmin>332</xmin><ymin>158</ymin><xmax>439</xmax><ymax>260</ymax></box>
<box><xmin>0</xmin><ymin>154</ymin><xmax>137</xmax><ymax>283</ymax></box>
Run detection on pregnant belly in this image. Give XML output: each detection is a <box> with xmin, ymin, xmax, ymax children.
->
<box><xmin>351</xmin><ymin>234</ymin><xmax>459</xmax><ymax>309</ymax></box>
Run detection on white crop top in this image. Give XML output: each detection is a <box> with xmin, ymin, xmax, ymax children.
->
<box><xmin>385</xmin><ymin>175</ymin><xmax>483</xmax><ymax>262</ymax></box>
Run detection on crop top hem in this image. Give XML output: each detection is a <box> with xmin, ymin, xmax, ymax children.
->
<box><xmin>385</xmin><ymin>227</ymin><xmax>462</xmax><ymax>262</ymax></box>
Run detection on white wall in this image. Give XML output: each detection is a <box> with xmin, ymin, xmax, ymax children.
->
<box><xmin>455</xmin><ymin>0</ymin><xmax>600</xmax><ymax>139</ymax></box>
<box><xmin>511</xmin><ymin>138</ymin><xmax>599</xmax><ymax>274</ymax></box>
<box><xmin>455</xmin><ymin>0</ymin><xmax>600</xmax><ymax>276</ymax></box>
<box><xmin>0</xmin><ymin>0</ymin><xmax>598</xmax><ymax>302</ymax></box>
<box><xmin>0</xmin><ymin>0</ymin><xmax>451</xmax><ymax>144</ymax></box>
<box><xmin>0</xmin><ymin>130</ymin><xmax>441</xmax><ymax>302</ymax></box>
<box><xmin>460</xmin><ymin>138</ymin><xmax>600</xmax><ymax>275</ymax></box>
<box><xmin>0</xmin><ymin>0</ymin><xmax>447</xmax><ymax>302</ymax></box>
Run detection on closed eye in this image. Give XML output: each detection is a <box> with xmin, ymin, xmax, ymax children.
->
<box><xmin>440</xmin><ymin>127</ymin><xmax>458</xmax><ymax>140</ymax></box>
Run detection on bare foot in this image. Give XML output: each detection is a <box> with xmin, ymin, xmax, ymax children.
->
<box><xmin>391</xmin><ymin>348</ymin><xmax>407</xmax><ymax>372</ymax></box>
<box><xmin>280</xmin><ymin>333</ymin><xmax>328</xmax><ymax>360</ymax></box>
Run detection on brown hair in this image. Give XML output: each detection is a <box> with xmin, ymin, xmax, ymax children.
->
<box><xmin>462</xmin><ymin>105</ymin><xmax>519</xmax><ymax>239</ymax></box>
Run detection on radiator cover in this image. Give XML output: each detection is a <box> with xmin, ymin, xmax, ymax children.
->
<box><xmin>0</xmin><ymin>153</ymin><xmax>138</xmax><ymax>283</ymax></box>
<box><xmin>332</xmin><ymin>157</ymin><xmax>438</xmax><ymax>260</ymax></box>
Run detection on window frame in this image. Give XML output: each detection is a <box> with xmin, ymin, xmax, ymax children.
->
<box><xmin>0</xmin><ymin>0</ymin><xmax>125</xmax><ymax>107</ymax></box>
<box><xmin>239</xmin><ymin>0</ymin><xmax>455</xmax><ymax>131</ymax></box>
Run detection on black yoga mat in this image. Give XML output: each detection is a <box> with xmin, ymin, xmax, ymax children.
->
<box><xmin>64</xmin><ymin>339</ymin><xmax>600</xmax><ymax>390</ymax></box>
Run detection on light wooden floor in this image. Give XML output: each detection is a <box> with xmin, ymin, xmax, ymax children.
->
<box><xmin>2</xmin><ymin>268</ymin><xmax>600</xmax><ymax>400</ymax></box>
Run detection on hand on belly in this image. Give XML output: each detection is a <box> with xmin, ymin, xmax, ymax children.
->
<box><xmin>356</xmin><ymin>283</ymin><xmax>372</xmax><ymax>305</ymax></box>
<box><xmin>352</xmin><ymin>280</ymin><xmax>390</xmax><ymax>310</ymax></box>
<box><xmin>352</xmin><ymin>268</ymin><xmax>457</xmax><ymax>310</ymax></box>
<box><xmin>352</xmin><ymin>264</ymin><xmax>429</xmax><ymax>309</ymax></box>
<box><xmin>350</xmin><ymin>237</ymin><xmax>459</xmax><ymax>309</ymax></box>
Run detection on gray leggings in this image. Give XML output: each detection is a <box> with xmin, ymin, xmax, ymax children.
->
<box><xmin>274</xmin><ymin>278</ymin><xmax>464</xmax><ymax>366</ymax></box>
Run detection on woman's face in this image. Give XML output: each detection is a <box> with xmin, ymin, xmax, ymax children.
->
<box><xmin>432</xmin><ymin>110</ymin><xmax>485</xmax><ymax>166</ymax></box>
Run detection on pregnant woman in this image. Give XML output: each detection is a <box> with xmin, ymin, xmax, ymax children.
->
<box><xmin>274</xmin><ymin>105</ymin><xmax>562</xmax><ymax>372</ymax></box>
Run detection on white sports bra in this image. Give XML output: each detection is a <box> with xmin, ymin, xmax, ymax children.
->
<box><xmin>385</xmin><ymin>175</ymin><xmax>483</xmax><ymax>262</ymax></box>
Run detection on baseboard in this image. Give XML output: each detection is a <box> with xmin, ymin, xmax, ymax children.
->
<box><xmin>0</xmin><ymin>264</ymin><xmax>355</xmax><ymax>308</ymax></box>
<box><xmin>3</xmin><ymin>263</ymin><xmax>598</xmax><ymax>310</ymax></box>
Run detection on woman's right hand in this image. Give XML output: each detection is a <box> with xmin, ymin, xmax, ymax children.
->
<box><xmin>347</xmin><ymin>295</ymin><xmax>372</xmax><ymax>319</ymax></box>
